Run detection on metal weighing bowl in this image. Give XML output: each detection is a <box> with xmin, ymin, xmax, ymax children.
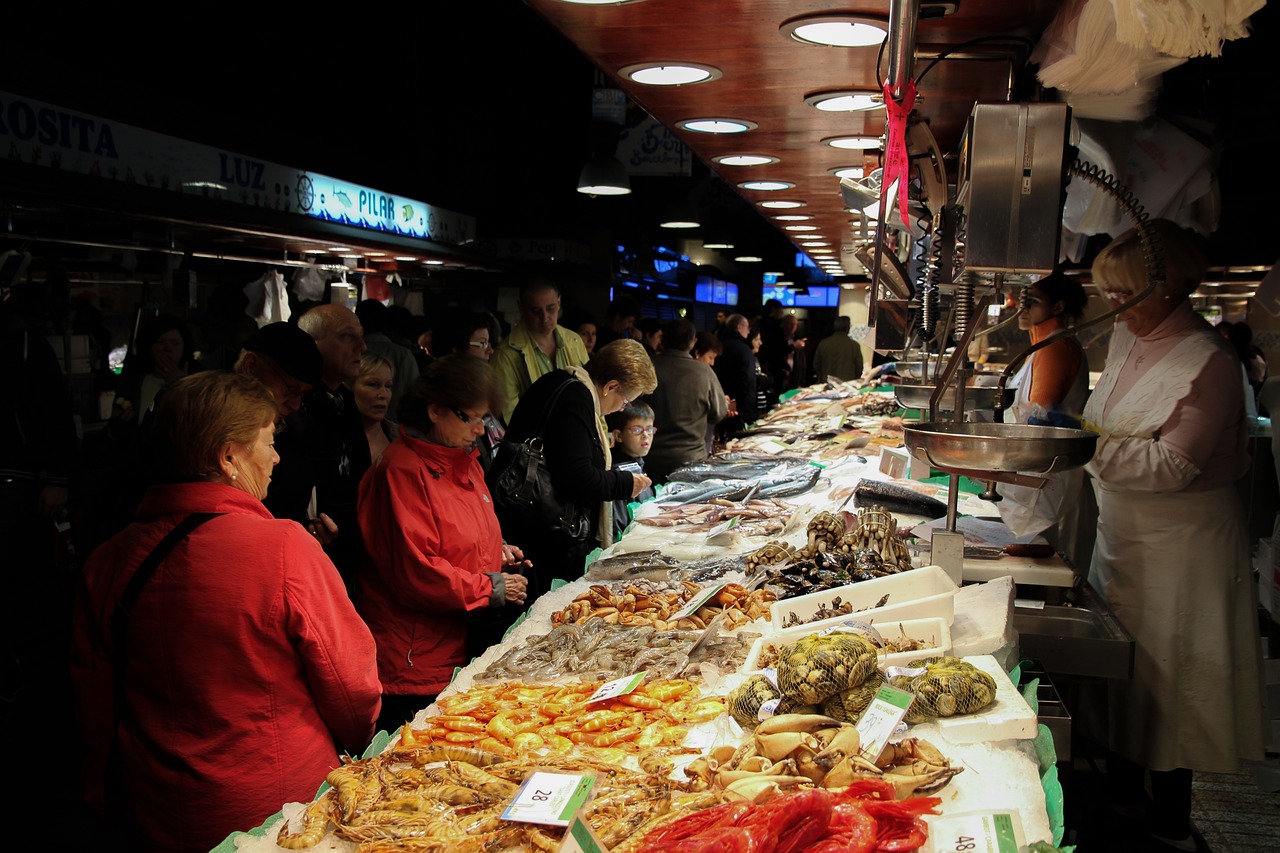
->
<box><xmin>893</xmin><ymin>358</ymin><xmax>944</xmax><ymax>381</ymax></box>
<box><xmin>895</xmin><ymin>384</ymin><xmax>1014</xmax><ymax>411</ymax></box>
<box><xmin>903</xmin><ymin>421</ymin><xmax>1098</xmax><ymax>474</ymax></box>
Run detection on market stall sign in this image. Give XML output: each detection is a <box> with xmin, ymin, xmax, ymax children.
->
<box><xmin>585</xmin><ymin>672</ymin><xmax>648</xmax><ymax>704</ymax></box>
<box><xmin>671</xmin><ymin>583</ymin><xmax>727</xmax><ymax>621</ymax></box>
<box><xmin>558</xmin><ymin>812</ymin><xmax>608</xmax><ymax>853</ymax></box>
<box><xmin>503</xmin><ymin>772</ymin><xmax>597</xmax><ymax>827</ymax></box>
<box><xmin>0</xmin><ymin>90</ymin><xmax>475</xmax><ymax>245</ymax></box>
<box><xmin>855</xmin><ymin>684</ymin><xmax>914</xmax><ymax>761</ymax></box>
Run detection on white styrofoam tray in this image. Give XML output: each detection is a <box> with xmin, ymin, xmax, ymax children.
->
<box><xmin>910</xmin><ymin>654</ymin><xmax>1037</xmax><ymax>743</ymax></box>
<box><xmin>770</xmin><ymin>564</ymin><xmax>959</xmax><ymax>630</ymax></box>
<box><xmin>744</xmin><ymin>616</ymin><xmax>951</xmax><ymax>672</ymax></box>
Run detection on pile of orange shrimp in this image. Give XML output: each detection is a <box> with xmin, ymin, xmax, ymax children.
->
<box><xmin>412</xmin><ymin>678</ymin><xmax>727</xmax><ymax>763</ymax></box>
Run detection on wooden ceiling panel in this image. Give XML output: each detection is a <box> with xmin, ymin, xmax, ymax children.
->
<box><xmin>527</xmin><ymin>0</ymin><xmax>1058</xmax><ymax>271</ymax></box>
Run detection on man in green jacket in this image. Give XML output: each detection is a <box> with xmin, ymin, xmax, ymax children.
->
<box><xmin>492</xmin><ymin>278</ymin><xmax>589</xmax><ymax>421</ymax></box>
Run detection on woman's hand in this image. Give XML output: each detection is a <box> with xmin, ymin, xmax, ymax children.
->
<box><xmin>630</xmin><ymin>473</ymin><xmax>652</xmax><ymax>498</ymax></box>
<box><xmin>501</xmin><ymin>542</ymin><xmax>531</xmax><ymax>571</ymax></box>
<box><xmin>502</xmin><ymin>572</ymin><xmax>528</xmax><ymax>606</ymax></box>
<box><xmin>305</xmin><ymin>512</ymin><xmax>339</xmax><ymax>546</ymax></box>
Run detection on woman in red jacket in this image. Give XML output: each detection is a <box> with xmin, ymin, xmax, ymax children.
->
<box><xmin>357</xmin><ymin>354</ymin><xmax>529</xmax><ymax>733</ymax></box>
<box><xmin>71</xmin><ymin>371</ymin><xmax>382</xmax><ymax>853</ymax></box>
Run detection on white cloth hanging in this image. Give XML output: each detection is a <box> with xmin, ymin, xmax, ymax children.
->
<box><xmin>243</xmin><ymin>270</ymin><xmax>290</xmax><ymax>328</ymax></box>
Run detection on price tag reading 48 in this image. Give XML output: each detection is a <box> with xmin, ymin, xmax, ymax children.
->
<box><xmin>502</xmin><ymin>772</ymin><xmax>597</xmax><ymax>827</ymax></box>
<box><xmin>925</xmin><ymin>810</ymin><xmax>1024</xmax><ymax>853</ymax></box>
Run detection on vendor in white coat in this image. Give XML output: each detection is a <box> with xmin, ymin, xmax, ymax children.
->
<box><xmin>1084</xmin><ymin>220</ymin><xmax>1267</xmax><ymax>852</ymax></box>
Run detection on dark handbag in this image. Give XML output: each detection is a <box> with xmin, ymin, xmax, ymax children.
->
<box><xmin>487</xmin><ymin>378</ymin><xmax>590</xmax><ymax>542</ymax></box>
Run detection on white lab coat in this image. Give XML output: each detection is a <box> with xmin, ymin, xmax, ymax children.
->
<box><xmin>1083</xmin><ymin>318</ymin><xmax>1267</xmax><ymax>772</ymax></box>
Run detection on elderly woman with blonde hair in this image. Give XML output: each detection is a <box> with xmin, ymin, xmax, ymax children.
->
<box><xmin>1084</xmin><ymin>219</ymin><xmax>1267</xmax><ymax>851</ymax></box>
<box><xmin>494</xmin><ymin>338</ymin><xmax>658</xmax><ymax>608</ymax></box>
<box><xmin>71</xmin><ymin>371</ymin><xmax>381</xmax><ymax>853</ymax></box>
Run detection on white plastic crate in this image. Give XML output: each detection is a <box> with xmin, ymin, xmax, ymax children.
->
<box><xmin>744</xmin><ymin>616</ymin><xmax>951</xmax><ymax>672</ymax></box>
<box><xmin>770</xmin><ymin>564</ymin><xmax>959</xmax><ymax>630</ymax></box>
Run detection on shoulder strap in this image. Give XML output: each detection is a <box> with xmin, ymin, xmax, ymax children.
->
<box><xmin>534</xmin><ymin>372</ymin><xmax>579</xmax><ymax>435</ymax></box>
<box><xmin>112</xmin><ymin>512</ymin><xmax>222</xmax><ymax>652</ymax></box>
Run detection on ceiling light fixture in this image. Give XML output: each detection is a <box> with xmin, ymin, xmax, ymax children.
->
<box><xmin>734</xmin><ymin>255</ymin><xmax>763</xmax><ymax>262</ymax></box>
<box><xmin>738</xmin><ymin>180</ymin><xmax>793</xmax><ymax>191</ymax></box>
<box><xmin>714</xmin><ymin>154</ymin><xmax>779</xmax><ymax>166</ymax></box>
<box><xmin>556</xmin><ymin>0</ymin><xmax>649</xmax><ymax>4</ymax></box>
<box><xmin>393</xmin><ymin>256</ymin><xmax>418</xmax><ymax>262</ymax></box>
<box><xmin>810</xmin><ymin>248</ymin><xmax>834</xmax><ymax>254</ymax></box>
<box><xmin>828</xmin><ymin>166</ymin><xmax>866</xmax><ymax>180</ymax></box>
<box><xmin>677</xmin><ymin>117</ymin><xmax>757</xmax><ymax>134</ymax></box>
<box><xmin>825</xmin><ymin>135</ymin><xmax>882</xmax><ymax>150</ymax></box>
<box><xmin>660</xmin><ymin>218</ymin><xmax>700</xmax><ymax>229</ymax></box>
<box><xmin>577</xmin><ymin>154</ymin><xmax>632</xmax><ymax>195</ymax></box>
<box><xmin>702</xmin><ymin>240</ymin><xmax>735</xmax><ymax>249</ymax></box>
<box><xmin>759</xmin><ymin>199</ymin><xmax>805</xmax><ymax>209</ymax></box>
<box><xmin>804</xmin><ymin>90</ymin><xmax>882</xmax><ymax>112</ymax></box>
<box><xmin>781</xmin><ymin>14</ymin><xmax>889</xmax><ymax>47</ymax></box>
<box><xmin>773</xmin><ymin>215</ymin><xmax>812</xmax><ymax>221</ymax></box>
<box><xmin>620</xmin><ymin>62</ymin><xmax>722</xmax><ymax>85</ymax></box>
<box><xmin>801</xmin><ymin>241</ymin><xmax>829</xmax><ymax>247</ymax></box>
<box><xmin>784</xmin><ymin>225</ymin><xmax>818</xmax><ymax>231</ymax></box>
<box><xmin>366</xmin><ymin>252</ymin><xmax>386</xmax><ymax>257</ymax></box>
<box><xmin>326</xmin><ymin>246</ymin><xmax>351</xmax><ymax>252</ymax></box>
<box><xmin>423</xmin><ymin>260</ymin><xmax>445</xmax><ymax>265</ymax></box>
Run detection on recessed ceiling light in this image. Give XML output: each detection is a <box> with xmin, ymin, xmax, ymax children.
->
<box><xmin>829</xmin><ymin>166</ymin><xmax>866</xmax><ymax>180</ymax></box>
<box><xmin>326</xmin><ymin>246</ymin><xmax>351</xmax><ymax>252</ymax></box>
<box><xmin>620</xmin><ymin>62</ymin><xmax>722</xmax><ymax>85</ymax></box>
<box><xmin>423</xmin><ymin>260</ymin><xmax>445</xmax><ymax>265</ymax></box>
<box><xmin>734</xmin><ymin>255</ymin><xmax>763</xmax><ymax>262</ymax></box>
<box><xmin>810</xmin><ymin>248</ymin><xmax>834</xmax><ymax>254</ymax></box>
<box><xmin>677</xmin><ymin>117</ymin><xmax>757</xmax><ymax>134</ymax></box>
<box><xmin>760</xmin><ymin>200</ymin><xmax>805</xmax><ymax>209</ymax></box>
<box><xmin>394</xmin><ymin>256</ymin><xmax>418</xmax><ymax>262</ymax></box>
<box><xmin>703</xmin><ymin>241</ymin><xmax>735</xmax><ymax>249</ymax></box>
<box><xmin>825</xmin><ymin>135</ymin><xmax>882</xmax><ymax>150</ymax></box>
<box><xmin>773</xmin><ymin>214</ymin><xmax>812</xmax><ymax>221</ymax></box>
<box><xmin>556</xmin><ymin>0</ymin><xmax>648</xmax><ymax>4</ymax></box>
<box><xmin>784</xmin><ymin>225</ymin><xmax>818</xmax><ymax>231</ymax></box>
<box><xmin>781</xmin><ymin>14</ymin><xmax>888</xmax><ymax>48</ymax></box>
<box><xmin>805</xmin><ymin>90</ymin><xmax>882</xmax><ymax>112</ymax></box>
<box><xmin>714</xmin><ymin>154</ymin><xmax>779</xmax><ymax>166</ymax></box>
<box><xmin>801</xmin><ymin>241</ymin><xmax>829</xmax><ymax>247</ymax></box>
<box><xmin>738</xmin><ymin>180</ymin><xmax>794</xmax><ymax>191</ymax></box>
<box><xmin>365</xmin><ymin>252</ymin><xmax>386</xmax><ymax>257</ymax></box>
<box><xmin>660</xmin><ymin>219</ymin><xmax>700</xmax><ymax>229</ymax></box>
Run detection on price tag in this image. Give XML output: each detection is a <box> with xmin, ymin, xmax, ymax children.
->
<box><xmin>758</xmin><ymin>438</ymin><xmax>791</xmax><ymax>455</ymax></box>
<box><xmin>557</xmin><ymin>811</ymin><xmax>607</xmax><ymax>853</ymax></box>
<box><xmin>855</xmin><ymin>685</ymin><xmax>914</xmax><ymax>761</ymax></box>
<box><xmin>925</xmin><ymin>810</ymin><xmax>1024</xmax><ymax>853</ymax></box>
<box><xmin>818</xmin><ymin>620</ymin><xmax>884</xmax><ymax>644</ymax></box>
<box><xmin>502</xmin><ymin>772</ymin><xmax>596</xmax><ymax>827</ymax></box>
<box><xmin>757</xmin><ymin>697</ymin><xmax>782</xmax><ymax>721</ymax></box>
<box><xmin>671</xmin><ymin>584</ymin><xmax>726</xmax><ymax>621</ymax></box>
<box><xmin>585</xmin><ymin>672</ymin><xmax>647</xmax><ymax>704</ymax></box>
<box><xmin>704</xmin><ymin>515</ymin><xmax>740</xmax><ymax>542</ymax></box>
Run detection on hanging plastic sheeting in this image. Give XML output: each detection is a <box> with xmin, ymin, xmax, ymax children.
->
<box><xmin>1034</xmin><ymin>0</ymin><xmax>1262</xmax><ymax>121</ymax></box>
<box><xmin>243</xmin><ymin>269</ymin><xmax>290</xmax><ymax>328</ymax></box>
<box><xmin>1111</xmin><ymin>0</ymin><xmax>1263</xmax><ymax>58</ymax></box>
<box><xmin>291</xmin><ymin>267</ymin><xmax>327</xmax><ymax>303</ymax></box>
<box><xmin>1033</xmin><ymin>0</ymin><xmax>1186</xmax><ymax>121</ymax></box>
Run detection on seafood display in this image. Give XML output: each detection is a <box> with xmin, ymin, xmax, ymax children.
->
<box><xmin>476</xmin><ymin>618</ymin><xmax>759</xmax><ymax>683</ymax></box>
<box><xmin>551</xmin><ymin>582</ymin><xmax>776</xmax><ymax>632</ymax></box>
<box><xmin>666</xmin><ymin>455</ymin><xmax>814</xmax><ymax>485</ymax></box>
<box><xmin>888</xmin><ymin>656</ymin><xmax>998</xmax><ymax>723</ymax></box>
<box><xmin>853</xmin><ymin>479</ymin><xmax>948</xmax><ymax>519</ymax></box>
<box><xmin>634</xmin><ymin>782</ymin><xmax>941</xmax><ymax>853</ymax></box>
<box><xmin>584</xmin><ymin>550</ymin><xmax>746</xmax><ymax>583</ymax></box>
<box><xmin>685</xmin><ymin>713</ymin><xmax>962</xmax><ymax>800</ymax></box>
<box><xmin>637</xmin><ymin>497</ymin><xmax>797</xmax><ymax>537</ymax></box>
<box><xmin>756</xmin><ymin>624</ymin><xmax>935</xmax><ymax>665</ymax></box>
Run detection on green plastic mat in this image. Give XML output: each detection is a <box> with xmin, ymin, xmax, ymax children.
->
<box><xmin>922</xmin><ymin>474</ymin><xmax>984</xmax><ymax>494</ymax></box>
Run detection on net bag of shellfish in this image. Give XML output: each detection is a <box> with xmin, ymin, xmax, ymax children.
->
<box><xmin>821</xmin><ymin>669</ymin><xmax>886</xmax><ymax>723</ymax></box>
<box><xmin>776</xmin><ymin>633</ymin><xmax>880</xmax><ymax>705</ymax></box>
<box><xmin>888</xmin><ymin>655</ymin><xmax>998</xmax><ymax>723</ymax></box>
<box><xmin>728</xmin><ymin>674</ymin><xmax>782</xmax><ymax>728</ymax></box>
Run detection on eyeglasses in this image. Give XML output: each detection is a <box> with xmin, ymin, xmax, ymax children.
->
<box><xmin>448</xmin><ymin>405</ymin><xmax>487</xmax><ymax>426</ymax></box>
<box><xmin>468</xmin><ymin>339</ymin><xmax>492</xmax><ymax>350</ymax></box>
<box><xmin>624</xmin><ymin>425</ymin><xmax>657</xmax><ymax>436</ymax></box>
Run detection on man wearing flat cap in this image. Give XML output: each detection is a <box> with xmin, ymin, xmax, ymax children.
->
<box><xmin>234</xmin><ymin>322</ymin><xmax>324</xmax><ymax>419</ymax></box>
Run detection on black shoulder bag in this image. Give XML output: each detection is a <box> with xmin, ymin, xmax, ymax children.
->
<box><xmin>486</xmin><ymin>377</ymin><xmax>590</xmax><ymax>542</ymax></box>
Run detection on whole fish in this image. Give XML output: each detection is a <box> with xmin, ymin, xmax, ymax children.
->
<box><xmin>852</xmin><ymin>480</ymin><xmax>947</xmax><ymax>518</ymax></box>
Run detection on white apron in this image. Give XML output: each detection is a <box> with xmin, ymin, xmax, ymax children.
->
<box><xmin>1084</xmin><ymin>323</ymin><xmax>1267</xmax><ymax>772</ymax></box>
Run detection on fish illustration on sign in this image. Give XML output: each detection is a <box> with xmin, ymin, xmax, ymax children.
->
<box><xmin>331</xmin><ymin>187</ymin><xmax>353</xmax><ymax>208</ymax></box>
<box><xmin>402</xmin><ymin>204</ymin><xmax>414</xmax><ymax>222</ymax></box>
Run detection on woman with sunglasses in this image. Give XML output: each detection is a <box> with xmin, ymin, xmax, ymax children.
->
<box><xmin>496</xmin><ymin>338</ymin><xmax>657</xmax><ymax>607</ymax></box>
<box><xmin>356</xmin><ymin>354</ymin><xmax>530</xmax><ymax>733</ymax></box>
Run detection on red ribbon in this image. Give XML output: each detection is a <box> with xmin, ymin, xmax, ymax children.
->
<box><xmin>881</xmin><ymin>79</ymin><xmax>917</xmax><ymax>229</ymax></box>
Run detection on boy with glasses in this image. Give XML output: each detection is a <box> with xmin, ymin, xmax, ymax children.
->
<box><xmin>605</xmin><ymin>402</ymin><xmax>657</xmax><ymax>539</ymax></box>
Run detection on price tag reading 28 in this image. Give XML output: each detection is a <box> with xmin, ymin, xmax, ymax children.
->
<box><xmin>502</xmin><ymin>772</ymin><xmax>597</xmax><ymax>827</ymax></box>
